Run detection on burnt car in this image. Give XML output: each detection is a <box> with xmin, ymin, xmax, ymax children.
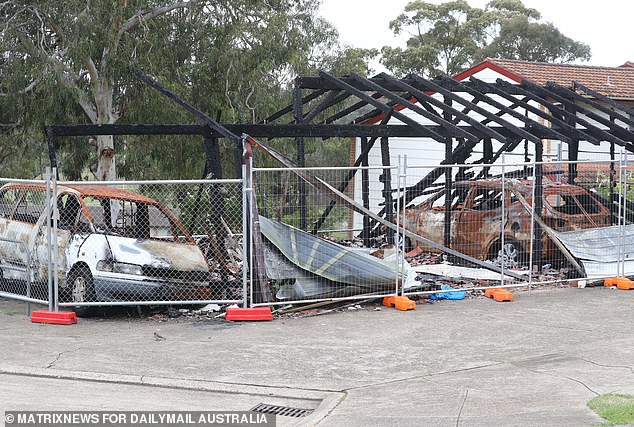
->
<box><xmin>0</xmin><ymin>183</ymin><xmax>210</xmax><ymax>303</ymax></box>
<box><xmin>403</xmin><ymin>179</ymin><xmax>610</xmax><ymax>266</ymax></box>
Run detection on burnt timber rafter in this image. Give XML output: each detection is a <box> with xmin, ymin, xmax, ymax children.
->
<box><xmin>546</xmin><ymin>82</ymin><xmax>634</xmax><ymax>139</ymax></box>
<box><xmin>347</xmin><ymin>72</ymin><xmax>480</xmax><ymax>143</ymax></box>
<box><xmin>493</xmin><ymin>79</ymin><xmax>601</xmax><ymax>145</ymax></box>
<box><xmin>379</xmin><ymin>73</ymin><xmax>509</xmax><ymax>144</ymax></box>
<box><xmin>572</xmin><ymin>82</ymin><xmax>634</xmax><ymax>118</ymax></box>
<box><xmin>260</xmin><ymin>89</ymin><xmax>326</xmax><ymax>124</ymax></box>
<box><xmin>460</xmin><ymin>77</ymin><xmax>571</xmax><ymax>143</ymax></box>
<box><xmin>519</xmin><ymin>79</ymin><xmax>629</xmax><ymax>148</ymax></box>
<box><xmin>318</xmin><ymin>71</ymin><xmax>447</xmax><ymax>142</ymax></box>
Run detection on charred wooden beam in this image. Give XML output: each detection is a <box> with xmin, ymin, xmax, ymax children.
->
<box><xmin>323</xmin><ymin>92</ymin><xmax>385</xmax><ymax>124</ymax></box>
<box><xmin>260</xmin><ymin>89</ymin><xmax>326</xmax><ymax>123</ymax></box>
<box><xmin>318</xmin><ymin>71</ymin><xmax>448</xmax><ymax>142</ymax></box>
<box><xmin>483</xmin><ymin>137</ymin><xmax>493</xmax><ymax>178</ymax></box>
<box><xmin>520</xmin><ymin>80</ymin><xmax>629</xmax><ymax>148</ymax></box>
<box><xmin>132</xmin><ymin>68</ymin><xmax>240</xmax><ymax>145</ymax></box>
<box><xmin>565</xmin><ymin>103</ymin><xmax>579</xmax><ymax>184</ymax></box>
<box><xmin>302</xmin><ymin>90</ymin><xmax>348</xmax><ymax>124</ymax></box>
<box><xmin>534</xmin><ymin>140</ymin><xmax>544</xmax><ymax>267</ymax></box>
<box><xmin>46</xmin><ymin>126</ymin><xmax>57</xmax><ymax>174</ymax></box>
<box><xmin>547</xmin><ymin>82</ymin><xmax>634</xmax><ymax>142</ymax></box>
<box><xmin>348</xmin><ymin>72</ymin><xmax>480</xmax><ymax>143</ymax></box>
<box><xmin>48</xmin><ymin>123</ymin><xmax>563</xmax><ymax>140</ymax></box>
<box><xmin>380</xmin><ymin>135</ymin><xmax>395</xmax><ymax>245</ymax></box>
<box><xmin>381</xmin><ymin>73</ymin><xmax>510</xmax><ymax>144</ymax></box>
<box><xmin>493</xmin><ymin>79</ymin><xmax>601</xmax><ymax>145</ymax></box>
<box><xmin>572</xmin><ymin>82</ymin><xmax>634</xmax><ymax>118</ymax></box>
<box><xmin>361</xmin><ymin>137</ymin><xmax>371</xmax><ymax>247</ymax></box>
<box><xmin>293</xmin><ymin>83</ymin><xmax>307</xmax><ymax>230</ymax></box>
<box><xmin>443</xmin><ymin>96</ymin><xmax>453</xmax><ymax>249</ymax></box>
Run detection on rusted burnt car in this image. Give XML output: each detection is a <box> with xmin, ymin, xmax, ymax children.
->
<box><xmin>403</xmin><ymin>179</ymin><xmax>610</xmax><ymax>265</ymax></box>
<box><xmin>0</xmin><ymin>183</ymin><xmax>210</xmax><ymax>303</ymax></box>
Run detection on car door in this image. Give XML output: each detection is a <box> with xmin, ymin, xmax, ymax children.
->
<box><xmin>455</xmin><ymin>184</ymin><xmax>508</xmax><ymax>259</ymax></box>
<box><xmin>32</xmin><ymin>192</ymin><xmax>75</xmax><ymax>283</ymax></box>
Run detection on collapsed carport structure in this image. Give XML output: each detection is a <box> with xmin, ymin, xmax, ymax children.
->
<box><xmin>45</xmin><ymin>67</ymin><xmax>634</xmax><ymax>300</ymax></box>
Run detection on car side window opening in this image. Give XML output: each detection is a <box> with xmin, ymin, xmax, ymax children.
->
<box><xmin>545</xmin><ymin>193</ymin><xmax>601</xmax><ymax>215</ymax></box>
<box><xmin>471</xmin><ymin>188</ymin><xmax>503</xmax><ymax>211</ymax></box>
<box><xmin>0</xmin><ymin>189</ymin><xmax>20</xmax><ymax>219</ymax></box>
<box><xmin>13</xmin><ymin>189</ymin><xmax>46</xmax><ymax>224</ymax></box>
<box><xmin>57</xmin><ymin>194</ymin><xmax>81</xmax><ymax>230</ymax></box>
<box><xmin>82</xmin><ymin>196</ymin><xmax>178</xmax><ymax>241</ymax></box>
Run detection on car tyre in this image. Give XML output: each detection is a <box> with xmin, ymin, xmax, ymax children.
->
<box><xmin>66</xmin><ymin>266</ymin><xmax>96</xmax><ymax>316</ymax></box>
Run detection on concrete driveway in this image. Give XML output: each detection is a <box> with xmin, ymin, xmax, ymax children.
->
<box><xmin>1</xmin><ymin>285</ymin><xmax>632</xmax><ymax>426</ymax></box>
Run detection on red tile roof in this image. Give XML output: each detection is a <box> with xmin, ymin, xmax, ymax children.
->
<box><xmin>483</xmin><ymin>58</ymin><xmax>634</xmax><ymax>100</ymax></box>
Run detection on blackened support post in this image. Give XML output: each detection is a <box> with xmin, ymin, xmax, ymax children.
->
<box><xmin>483</xmin><ymin>138</ymin><xmax>493</xmax><ymax>177</ymax></box>
<box><xmin>46</xmin><ymin>126</ymin><xmax>58</xmax><ymax>178</ymax></box>
<box><xmin>361</xmin><ymin>137</ymin><xmax>371</xmax><ymax>247</ymax></box>
<box><xmin>566</xmin><ymin>104</ymin><xmax>579</xmax><ymax>184</ymax></box>
<box><xmin>610</xmin><ymin>119</ymin><xmax>617</xmax><ymax>218</ymax></box>
<box><xmin>443</xmin><ymin>97</ymin><xmax>453</xmax><ymax>249</ymax></box>
<box><xmin>293</xmin><ymin>81</ymin><xmax>307</xmax><ymax>230</ymax></box>
<box><xmin>534</xmin><ymin>140</ymin><xmax>544</xmax><ymax>267</ymax></box>
<box><xmin>380</xmin><ymin>136</ymin><xmax>394</xmax><ymax>245</ymax></box>
<box><xmin>205</xmin><ymin>137</ymin><xmax>229</xmax><ymax>257</ymax></box>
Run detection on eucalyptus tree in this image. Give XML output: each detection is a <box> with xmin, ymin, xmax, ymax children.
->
<box><xmin>0</xmin><ymin>0</ymin><xmax>342</xmax><ymax>179</ymax></box>
<box><xmin>381</xmin><ymin>0</ymin><xmax>591</xmax><ymax>77</ymax></box>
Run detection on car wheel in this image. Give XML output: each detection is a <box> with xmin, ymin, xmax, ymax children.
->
<box><xmin>67</xmin><ymin>266</ymin><xmax>96</xmax><ymax>303</ymax></box>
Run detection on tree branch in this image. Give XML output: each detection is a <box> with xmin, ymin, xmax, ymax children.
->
<box><xmin>117</xmin><ymin>2</ymin><xmax>191</xmax><ymax>40</ymax></box>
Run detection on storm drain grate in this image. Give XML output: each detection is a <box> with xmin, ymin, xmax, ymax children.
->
<box><xmin>250</xmin><ymin>403</ymin><xmax>313</xmax><ymax>418</ymax></box>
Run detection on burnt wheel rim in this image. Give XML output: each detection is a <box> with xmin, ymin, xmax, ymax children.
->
<box><xmin>71</xmin><ymin>276</ymin><xmax>88</xmax><ymax>302</ymax></box>
<box><xmin>498</xmin><ymin>242</ymin><xmax>520</xmax><ymax>267</ymax></box>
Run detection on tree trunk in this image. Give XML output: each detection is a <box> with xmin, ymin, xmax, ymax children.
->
<box><xmin>94</xmin><ymin>79</ymin><xmax>117</xmax><ymax>181</ymax></box>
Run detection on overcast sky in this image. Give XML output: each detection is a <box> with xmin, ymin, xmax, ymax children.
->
<box><xmin>319</xmin><ymin>0</ymin><xmax>634</xmax><ymax>70</ymax></box>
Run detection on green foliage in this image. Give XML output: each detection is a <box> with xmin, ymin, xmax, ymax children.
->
<box><xmin>381</xmin><ymin>0</ymin><xmax>591</xmax><ymax>77</ymax></box>
<box><xmin>588</xmin><ymin>393</ymin><xmax>634</xmax><ymax>426</ymax></box>
<box><xmin>1</xmin><ymin>0</ymin><xmax>367</xmax><ymax>179</ymax></box>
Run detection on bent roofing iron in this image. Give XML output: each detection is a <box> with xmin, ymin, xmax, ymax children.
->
<box><xmin>259</xmin><ymin>215</ymin><xmax>404</xmax><ymax>287</ymax></box>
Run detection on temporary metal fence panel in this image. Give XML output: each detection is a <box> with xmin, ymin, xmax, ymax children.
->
<box><xmin>251</xmin><ymin>165</ymin><xmax>404</xmax><ymax>306</ymax></box>
<box><xmin>2</xmin><ymin>156</ymin><xmax>632</xmax><ymax>312</ymax></box>
<box><xmin>0</xmin><ymin>176</ymin><xmax>52</xmax><ymax>306</ymax></box>
<box><xmin>48</xmin><ymin>179</ymin><xmax>245</xmax><ymax>308</ymax></box>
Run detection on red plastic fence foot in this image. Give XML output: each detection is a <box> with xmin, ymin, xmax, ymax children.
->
<box><xmin>225</xmin><ymin>307</ymin><xmax>273</xmax><ymax>321</ymax></box>
<box><xmin>31</xmin><ymin>310</ymin><xmax>77</xmax><ymax>325</ymax></box>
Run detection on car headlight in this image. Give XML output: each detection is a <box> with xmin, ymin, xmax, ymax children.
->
<box><xmin>97</xmin><ymin>260</ymin><xmax>143</xmax><ymax>275</ymax></box>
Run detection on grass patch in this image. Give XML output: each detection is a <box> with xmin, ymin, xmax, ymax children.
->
<box><xmin>588</xmin><ymin>393</ymin><xmax>634</xmax><ymax>426</ymax></box>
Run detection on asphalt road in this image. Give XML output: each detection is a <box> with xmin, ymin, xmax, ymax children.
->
<box><xmin>2</xmin><ymin>286</ymin><xmax>633</xmax><ymax>426</ymax></box>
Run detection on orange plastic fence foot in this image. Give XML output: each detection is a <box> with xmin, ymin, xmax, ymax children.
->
<box><xmin>383</xmin><ymin>296</ymin><xmax>416</xmax><ymax>311</ymax></box>
<box><xmin>484</xmin><ymin>288</ymin><xmax>513</xmax><ymax>302</ymax></box>
<box><xmin>382</xmin><ymin>296</ymin><xmax>395</xmax><ymax>307</ymax></box>
<box><xmin>393</xmin><ymin>296</ymin><xmax>416</xmax><ymax>311</ymax></box>
<box><xmin>604</xmin><ymin>277</ymin><xmax>634</xmax><ymax>290</ymax></box>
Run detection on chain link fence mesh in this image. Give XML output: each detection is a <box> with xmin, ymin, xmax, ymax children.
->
<box><xmin>252</xmin><ymin>166</ymin><xmax>403</xmax><ymax>304</ymax></box>
<box><xmin>1</xmin><ymin>156</ymin><xmax>633</xmax><ymax>310</ymax></box>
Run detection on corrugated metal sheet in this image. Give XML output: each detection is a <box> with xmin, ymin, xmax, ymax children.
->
<box><xmin>553</xmin><ymin>225</ymin><xmax>634</xmax><ymax>277</ymax></box>
<box><xmin>259</xmin><ymin>215</ymin><xmax>404</xmax><ymax>287</ymax></box>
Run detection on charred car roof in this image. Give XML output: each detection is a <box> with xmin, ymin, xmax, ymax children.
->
<box><xmin>1</xmin><ymin>183</ymin><xmax>159</xmax><ymax>204</ymax></box>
